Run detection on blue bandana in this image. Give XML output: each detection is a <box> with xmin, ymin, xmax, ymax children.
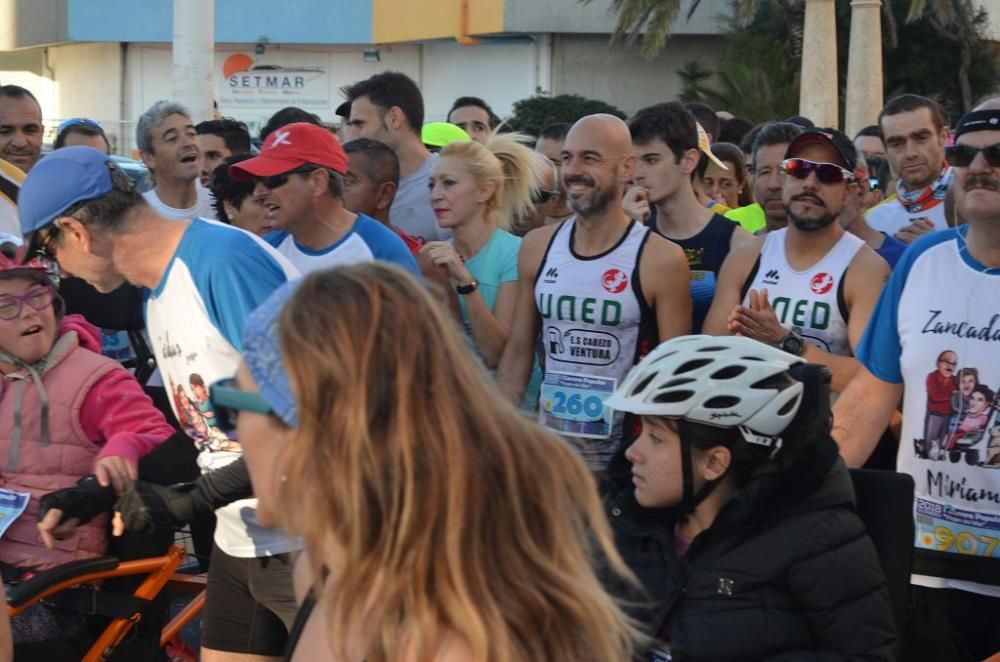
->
<box><xmin>242</xmin><ymin>279</ymin><xmax>301</xmax><ymax>427</ymax></box>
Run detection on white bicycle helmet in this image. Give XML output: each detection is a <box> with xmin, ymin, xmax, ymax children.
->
<box><xmin>605</xmin><ymin>335</ymin><xmax>806</xmax><ymax>451</ymax></box>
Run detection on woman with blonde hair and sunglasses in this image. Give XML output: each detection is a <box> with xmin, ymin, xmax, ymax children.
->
<box><xmin>214</xmin><ymin>262</ymin><xmax>639</xmax><ymax>662</ymax></box>
<box><xmin>423</xmin><ymin>134</ymin><xmax>547</xmax><ymax>370</ymax></box>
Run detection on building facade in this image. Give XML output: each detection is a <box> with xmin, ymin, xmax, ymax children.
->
<box><xmin>0</xmin><ymin>0</ymin><xmax>726</xmax><ymax>154</ymax></box>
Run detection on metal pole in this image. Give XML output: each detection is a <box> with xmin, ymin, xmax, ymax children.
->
<box><xmin>173</xmin><ymin>0</ymin><xmax>214</xmax><ymax>123</ymax></box>
<box><xmin>845</xmin><ymin>0</ymin><xmax>884</xmax><ymax>138</ymax></box>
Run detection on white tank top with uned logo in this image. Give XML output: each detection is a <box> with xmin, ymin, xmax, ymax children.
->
<box><xmin>743</xmin><ymin>228</ymin><xmax>863</xmax><ymax>357</ymax></box>
<box><xmin>534</xmin><ymin>218</ymin><xmax>657</xmax><ymax>471</ymax></box>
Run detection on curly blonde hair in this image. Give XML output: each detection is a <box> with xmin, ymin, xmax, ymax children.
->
<box><xmin>277</xmin><ymin>263</ymin><xmax>639</xmax><ymax>662</ymax></box>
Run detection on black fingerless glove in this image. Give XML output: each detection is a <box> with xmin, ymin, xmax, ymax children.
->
<box><xmin>114</xmin><ymin>457</ymin><xmax>254</xmax><ymax>532</ymax></box>
<box><xmin>38</xmin><ymin>475</ymin><xmax>117</xmax><ymax>527</ymax></box>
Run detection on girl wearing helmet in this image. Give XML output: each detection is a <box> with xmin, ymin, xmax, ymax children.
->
<box><xmin>0</xmin><ymin>241</ymin><xmax>174</xmax><ymax>644</ymax></box>
<box><xmin>603</xmin><ymin>335</ymin><xmax>895</xmax><ymax>661</ymax></box>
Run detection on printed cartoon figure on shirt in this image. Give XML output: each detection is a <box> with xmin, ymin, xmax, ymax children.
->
<box><xmin>919</xmin><ymin>350</ymin><xmax>959</xmax><ymax>460</ymax></box>
<box><xmin>169</xmin><ymin>378</ymin><xmax>208</xmax><ymax>440</ymax></box>
<box><xmin>947</xmin><ymin>367</ymin><xmax>980</xmax><ymax>437</ymax></box>
<box><xmin>945</xmin><ymin>384</ymin><xmax>995</xmax><ymax>459</ymax></box>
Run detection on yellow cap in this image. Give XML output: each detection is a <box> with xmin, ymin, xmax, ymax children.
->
<box><xmin>696</xmin><ymin>122</ymin><xmax>729</xmax><ymax>172</ymax></box>
<box><xmin>422</xmin><ymin>122</ymin><xmax>472</xmax><ymax>148</ymax></box>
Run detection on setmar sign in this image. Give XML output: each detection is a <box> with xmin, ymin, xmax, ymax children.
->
<box><xmin>219</xmin><ymin>53</ymin><xmax>330</xmax><ymax>108</ymax></box>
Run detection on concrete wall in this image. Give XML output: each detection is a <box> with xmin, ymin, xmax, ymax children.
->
<box><xmin>0</xmin><ymin>0</ymin><xmax>68</xmax><ymax>50</ymax></box>
<box><xmin>373</xmin><ymin>0</ymin><xmax>504</xmax><ymax>43</ymax></box>
<box><xmin>421</xmin><ymin>39</ymin><xmax>538</xmax><ymax>121</ymax></box>
<box><xmin>552</xmin><ymin>34</ymin><xmax>723</xmax><ymax>116</ymax></box>
<box><xmin>503</xmin><ymin>0</ymin><xmax>725</xmax><ymax>35</ymax></box>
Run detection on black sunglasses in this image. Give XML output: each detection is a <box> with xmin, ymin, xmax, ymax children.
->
<box><xmin>945</xmin><ymin>143</ymin><xmax>1000</xmax><ymax>168</ymax></box>
<box><xmin>781</xmin><ymin>158</ymin><xmax>856</xmax><ymax>184</ymax></box>
<box><xmin>531</xmin><ymin>188</ymin><xmax>561</xmax><ymax>204</ymax></box>
<box><xmin>258</xmin><ymin>165</ymin><xmax>322</xmax><ymax>190</ymax></box>
<box><xmin>866</xmin><ymin>176</ymin><xmax>881</xmax><ymax>192</ymax></box>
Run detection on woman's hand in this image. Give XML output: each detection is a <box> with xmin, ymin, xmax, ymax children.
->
<box><xmin>95</xmin><ymin>455</ymin><xmax>138</xmax><ymax>494</ymax></box>
<box><xmin>420</xmin><ymin>242</ymin><xmax>474</xmax><ymax>286</ymax></box>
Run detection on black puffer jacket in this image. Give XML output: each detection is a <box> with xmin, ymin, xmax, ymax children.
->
<box><xmin>605</xmin><ymin>436</ymin><xmax>896</xmax><ymax>661</ymax></box>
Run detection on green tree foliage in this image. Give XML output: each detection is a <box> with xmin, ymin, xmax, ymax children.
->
<box><xmin>506</xmin><ymin>94</ymin><xmax>627</xmax><ymax>136</ymax></box>
<box><xmin>644</xmin><ymin>0</ymin><xmax>1000</xmax><ymax>122</ymax></box>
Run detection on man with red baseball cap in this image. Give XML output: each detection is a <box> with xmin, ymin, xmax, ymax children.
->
<box><xmin>231</xmin><ymin>122</ymin><xmax>418</xmax><ymax>276</ymax></box>
<box><xmin>704</xmin><ymin>127</ymin><xmax>890</xmax><ymax>394</ymax></box>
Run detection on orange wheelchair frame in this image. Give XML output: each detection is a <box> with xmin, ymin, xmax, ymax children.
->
<box><xmin>6</xmin><ymin>545</ymin><xmax>205</xmax><ymax>661</ymax></box>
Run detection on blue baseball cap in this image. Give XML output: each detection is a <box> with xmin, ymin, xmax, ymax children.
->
<box><xmin>19</xmin><ymin>146</ymin><xmax>116</xmax><ymax>235</ymax></box>
<box><xmin>242</xmin><ymin>279</ymin><xmax>301</xmax><ymax>427</ymax></box>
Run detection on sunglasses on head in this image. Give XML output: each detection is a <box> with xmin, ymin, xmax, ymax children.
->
<box><xmin>257</xmin><ymin>165</ymin><xmax>322</xmax><ymax>190</ymax></box>
<box><xmin>57</xmin><ymin>117</ymin><xmax>102</xmax><ymax>133</ymax></box>
<box><xmin>209</xmin><ymin>377</ymin><xmax>275</xmax><ymax>434</ymax></box>
<box><xmin>945</xmin><ymin>143</ymin><xmax>1000</xmax><ymax>168</ymax></box>
<box><xmin>781</xmin><ymin>158</ymin><xmax>856</xmax><ymax>184</ymax></box>
<box><xmin>531</xmin><ymin>188</ymin><xmax>561</xmax><ymax>204</ymax></box>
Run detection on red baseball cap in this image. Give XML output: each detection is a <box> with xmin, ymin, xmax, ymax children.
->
<box><xmin>229</xmin><ymin>122</ymin><xmax>348</xmax><ymax>181</ymax></box>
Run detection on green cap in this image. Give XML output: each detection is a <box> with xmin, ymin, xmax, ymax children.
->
<box><xmin>422</xmin><ymin>122</ymin><xmax>472</xmax><ymax>149</ymax></box>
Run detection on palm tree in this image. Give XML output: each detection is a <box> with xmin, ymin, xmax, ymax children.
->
<box><xmin>900</xmin><ymin>0</ymin><xmax>979</xmax><ymax>110</ymax></box>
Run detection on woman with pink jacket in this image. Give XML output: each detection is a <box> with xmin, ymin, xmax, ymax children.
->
<box><xmin>0</xmin><ymin>240</ymin><xmax>174</xmax><ymax>644</ymax></box>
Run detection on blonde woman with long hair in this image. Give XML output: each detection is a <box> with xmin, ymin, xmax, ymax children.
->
<box><xmin>272</xmin><ymin>263</ymin><xmax>638</xmax><ymax>662</ymax></box>
<box><xmin>422</xmin><ymin>134</ymin><xmax>547</xmax><ymax>369</ymax></box>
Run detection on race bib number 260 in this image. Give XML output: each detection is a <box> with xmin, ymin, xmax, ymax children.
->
<box><xmin>540</xmin><ymin>371</ymin><xmax>616</xmax><ymax>439</ymax></box>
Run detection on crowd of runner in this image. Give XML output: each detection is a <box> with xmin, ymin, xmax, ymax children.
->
<box><xmin>0</xmin><ymin>69</ymin><xmax>997</xmax><ymax>661</ymax></box>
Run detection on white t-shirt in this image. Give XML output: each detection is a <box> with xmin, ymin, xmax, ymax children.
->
<box><xmin>0</xmin><ymin>158</ymin><xmax>24</xmax><ymax>239</ymax></box>
<box><xmin>265</xmin><ymin>214</ymin><xmax>420</xmax><ymax>277</ymax></box>
<box><xmin>146</xmin><ymin>219</ymin><xmax>300</xmax><ymax>558</ymax></box>
<box><xmin>858</xmin><ymin>225</ymin><xmax>1000</xmax><ymax>598</ymax></box>
<box><xmin>143</xmin><ymin>183</ymin><xmax>217</xmax><ymax>221</ymax></box>
<box><xmin>390</xmin><ymin>154</ymin><xmax>449</xmax><ymax>242</ymax></box>
<box><xmin>865</xmin><ymin>195</ymin><xmax>948</xmax><ymax>237</ymax></box>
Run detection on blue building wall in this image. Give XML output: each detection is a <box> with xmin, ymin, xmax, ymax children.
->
<box><xmin>67</xmin><ymin>0</ymin><xmax>372</xmax><ymax>44</ymax></box>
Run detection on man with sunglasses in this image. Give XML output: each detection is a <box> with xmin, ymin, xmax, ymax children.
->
<box><xmin>17</xmin><ymin>146</ymin><xmax>303</xmax><ymax>660</ymax></box>
<box><xmin>231</xmin><ymin>122</ymin><xmax>418</xmax><ymax>277</ymax></box>
<box><xmin>834</xmin><ymin>104</ymin><xmax>1000</xmax><ymax>662</ymax></box>
<box><xmin>704</xmin><ymin>128</ymin><xmax>889</xmax><ymax>395</ymax></box>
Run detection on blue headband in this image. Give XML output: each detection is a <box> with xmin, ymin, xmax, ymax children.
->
<box><xmin>242</xmin><ymin>279</ymin><xmax>301</xmax><ymax>427</ymax></box>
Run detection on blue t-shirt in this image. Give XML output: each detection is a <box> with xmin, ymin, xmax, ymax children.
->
<box><xmin>266</xmin><ymin>213</ymin><xmax>420</xmax><ymax>277</ymax></box>
<box><xmin>457</xmin><ymin>228</ymin><xmax>541</xmax><ymax>411</ymax></box>
<box><xmin>856</xmin><ymin>226</ymin><xmax>1000</xmax><ymax>597</ymax></box>
<box><xmin>145</xmin><ymin>218</ymin><xmax>299</xmax><ymax>558</ymax></box>
<box><xmin>458</xmin><ymin>228</ymin><xmax>520</xmax><ymax>330</ymax></box>
<box><xmin>875</xmin><ymin>231</ymin><xmax>906</xmax><ymax>270</ymax></box>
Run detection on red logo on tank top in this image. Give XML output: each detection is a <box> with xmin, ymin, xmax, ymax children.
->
<box><xmin>601</xmin><ymin>269</ymin><xmax>628</xmax><ymax>294</ymax></box>
<box><xmin>810</xmin><ymin>272</ymin><xmax>834</xmax><ymax>295</ymax></box>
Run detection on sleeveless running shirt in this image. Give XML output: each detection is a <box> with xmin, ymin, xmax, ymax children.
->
<box><xmin>742</xmin><ymin>228</ymin><xmax>864</xmax><ymax>357</ymax></box>
<box><xmin>535</xmin><ymin>218</ymin><xmax>658</xmax><ymax>471</ymax></box>
<box><xmin>647</xmin><ymin>211</ymin><xmax>737</xmax><ymax>333</ymax></box>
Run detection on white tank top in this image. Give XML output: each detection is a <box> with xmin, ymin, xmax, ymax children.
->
<box><xmin>534</xmin><ymin>218</ymin><xmax>658</xmax><ymax>471</ymax></box>
<box><xmin>743</xmin><ymin>228</ymin><xmax>864</xmax><ymax>357</ymax></box>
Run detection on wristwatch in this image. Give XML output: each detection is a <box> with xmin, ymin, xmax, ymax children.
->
<box><xmin>780</xmin><ymin>328</ymin><xmax>806</xmax><ymax>356</ymax></box>
<box><xmin>456</xmin><ymin>278</ymin><xmax>479</xmax><ymax>295</ymax></box>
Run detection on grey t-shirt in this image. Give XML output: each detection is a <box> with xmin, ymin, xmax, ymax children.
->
<box><xmin>390</xmin><ymin>153</ymin><xmax>449</xmax><ymax>242</ymax></box>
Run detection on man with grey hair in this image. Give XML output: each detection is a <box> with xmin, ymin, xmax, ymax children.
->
<box><xmin>136</xmin><ymin>100</ymin><xmax>216</xmax><ymax>220</ymax></box>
